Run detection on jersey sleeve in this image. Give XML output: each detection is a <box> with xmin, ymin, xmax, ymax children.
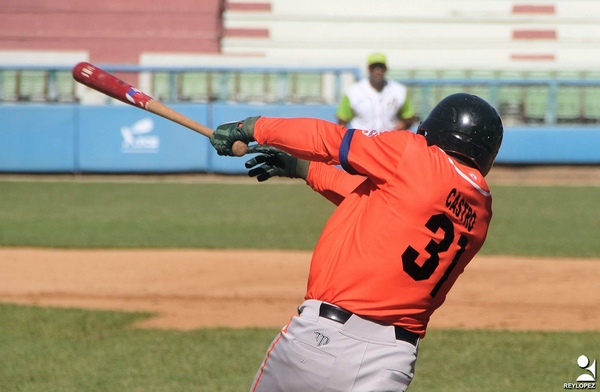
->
<box><xmin>254</xmin><ymin>117</ymin><xmax>346</xmax><ymax>165</ymax></box>
<box><xmin>335</xmin><ymin>94</ymin><xmax>354</xmax><ymax>122</ymax></box>
<box><xmin>253</xmin><ymin>117</ymin><xmax>411</xmax><ymax>185</ymax></box>
<box><xmin>398</xmin><ymin>93</ymin><xmax>415</xmax><ymax>119</ymax></box>
<box><xmin>306</xmin><ymin>162</ymin><xmax>367</xmax><ymax>206</ymax></box>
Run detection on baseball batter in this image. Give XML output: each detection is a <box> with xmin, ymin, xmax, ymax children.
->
<box><xmin>210</xmin><ymin>93</ymin><xmax>504</xmax><ymax>391</ymax></box>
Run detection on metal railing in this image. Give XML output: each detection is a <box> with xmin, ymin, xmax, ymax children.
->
<box><xmin>2</xmin><ymin>65</ymin><xmax>600</xmax><ymax>125</ymax></box>
<box><xmin>401</xmin><ymin>78</ymin><xmax>600</xmax><ymax>125</ymax></box>
<box><xmin>0</xmin><ymin>65</ymin><xmax>361</xmax><ymax>105</ymax></box>
<box><xmin>0</xmin><ymin>66</ymin><xmax>78</xmax><ymax>103</ymax></box>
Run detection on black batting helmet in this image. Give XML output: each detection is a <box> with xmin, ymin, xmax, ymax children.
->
<box><xmin>416</xmin><ymin>93</ymin><xmax>503</xmax><ymax>176</ymax></box>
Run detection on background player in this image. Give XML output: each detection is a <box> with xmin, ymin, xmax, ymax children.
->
<box><xmin>210</xmin><ymin>93</ymin><xmax>503</xmax><ymax>391</ymax></box>
<box><xmin>336</xmin><ymin>52</ymin><xmax>416</xmax><ymax>131</ymax></box>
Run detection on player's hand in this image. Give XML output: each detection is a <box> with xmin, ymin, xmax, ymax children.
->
<box><xmin>245</xmin><ymin>145</ymin><xmax>309</xmax><ymax>182</ymax></box>
<box><xmin>210</xmin><ymin>116</ymin><xmax>260</xmax><ymax>156</ymax></box>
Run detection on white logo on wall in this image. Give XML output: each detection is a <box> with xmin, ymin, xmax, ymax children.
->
<box><xmin>564</xmin><ymin>355</ymin><xmax>596</xmax><ymax>389</ymax></box>
<box><xmin>121</xmin><ymin>118</ymin><xmax>160</xmax><ymax>153</ymax></box>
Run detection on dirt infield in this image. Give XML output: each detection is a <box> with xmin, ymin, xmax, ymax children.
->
<box><xmin>1</xmin><ymin>248</ymin><xmax>598</xmax><ymax>332</ymax></box>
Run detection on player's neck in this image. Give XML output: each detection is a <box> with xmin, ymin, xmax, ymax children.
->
<box><xmin>448</xmin><ymin>153</ymin><xmax>480</xmax><ymax>173</ymax></box>
<box><xmin>369</xmin><ymin>79</ymin><xmax>387</xmax><ymax>92</ymax></box>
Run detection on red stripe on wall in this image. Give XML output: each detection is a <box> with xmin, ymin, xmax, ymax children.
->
<box><xmin>511</xmin><ymin>54</ymin><xmax>556</xmax><ymax>61</ymax></box>
<box><xmin>512</xmin><ymin>5</ymin><xmax>556</xmax><ymax>14</ymax></box>
<box><xmin>224</xmin><ymin>28</ymin><xmax>269</xmax><ymax>38</ymax></box>
<box><xmin>0</xmin><ymin>1</ymin><xmax>223</xmax><ymax>64</ymax></box>
<box><xmin>513</xmin><ymin>30</ymin><xmax>557</xmax><ymax>39</ymax></box>
<box><xmin>226</xmin><ymin>2</ymin><xmax>271</xmax><ymax>12</ymax></box>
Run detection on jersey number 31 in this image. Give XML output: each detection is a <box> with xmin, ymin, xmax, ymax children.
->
<box><xmin>401</xmin><ymin>213</ymin><xmax>469</xmax><ymax>298</ymax></box>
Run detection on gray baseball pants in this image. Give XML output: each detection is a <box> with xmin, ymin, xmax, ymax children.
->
<box><xmin>250</xmin><ymin>299</ymin><xmax>419</xmax><ymax>391</ymax></box>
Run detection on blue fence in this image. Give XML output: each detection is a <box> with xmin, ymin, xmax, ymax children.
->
<box><xmin>0</xmin><ymin>103</ymin><xmax>599</xmax><ymax>174</ymax></box>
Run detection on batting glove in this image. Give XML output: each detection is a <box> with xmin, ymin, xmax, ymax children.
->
<box><xmin>245</xmin><ymin>145</ymin><xmax>309</xmax><ymax>182</ymax></box>
<box><xmin>210</xmin><ymin>116</ymin><xmax>260</xmax><ymax>156</ymax></box>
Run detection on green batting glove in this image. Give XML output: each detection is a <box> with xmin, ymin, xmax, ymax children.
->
<box><xmin>245</xmin><ymin>145</ymin><xmax>309</xmax><ymax>182</ymax></box>
<box><xmin>210</xmin><ymin>116</ymin><xmax>260</xmax><ymax>156</ymax></box>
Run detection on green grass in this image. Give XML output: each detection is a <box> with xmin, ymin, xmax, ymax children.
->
<box><xmin>484</xmin><ymin>185</ymin><xmax>600</xmax><ymax>257</ymax></box>
<box><xmin>0</xmin><ymin>304</ymin><xmax>274</xmax><ymax>392</ymax></box>
<box><xmin>411</xmin><ymin>329</ymin><xmax>598</xmax><ymax>392</ymax></box>
<box><xmin>0</xmin><ymin>181</ymin><xmax>334</xmax><ymax>249</ymax></box>
<box><xmin>0</xmin><ymin>180</ymin><xmax>599</xmax><ymax>256</ymax></box>
<box><xmin>0</xmin><ymin>303</ymin><xmax>596</xmax><ymax>392</ymax></box>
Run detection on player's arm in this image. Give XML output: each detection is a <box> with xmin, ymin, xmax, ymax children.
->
<box><xmin>255</xmin><ymin>118</ymin><xmax>410</xmax><ymax>186</ymax></box>
<box><xmin>306</xmin><ymin>162</ymin><xmax>367</xmax><ymax>205</ymax></box>
<box><xmin>245</xmin><ymin>145</ymin><xmax>366</xmax><ymax>205</ymax></box>
<box><xmin>394</xmin><ymin>94</ymin><xmax>416</xmax><ymax>130</ymax></box>
<box><xmin>210</xmin><ymin>116</ymin><xmax>406</xmax><ymax>184</ymax></box>
<box><xmin>210</xmin><ymin>116</ymin><xmax>344</xmax><ymax>163</ymax></box>
<box><xmin>254</xmin><ymin>117</ymin><xmax>347</xmax><ymax>164</ymax></box>
<box><xmin>336</xmin><ymin>95</ymin><xmax>354</xmax><ymax>127</ymax></box>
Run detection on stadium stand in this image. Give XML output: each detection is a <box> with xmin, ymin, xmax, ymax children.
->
<box><xmin>0</xmin><ymin>0</ymin><xmax>222</xmax><ymax>64</ymax></box>
<box><xmin>218</xmin><ymin>0</ymin><xmax>598</xmax><ymax>70</ymax></box>
<box><xmin>1</xmin><ymin>0</ymin><xmax>600</xmax><ymax>124</ymax></box>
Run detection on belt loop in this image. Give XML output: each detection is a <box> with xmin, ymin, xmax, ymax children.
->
<box><xmin>297</xmin><ymin>300</ymin><xmax>322</xmax><ymax>322</ymax></box>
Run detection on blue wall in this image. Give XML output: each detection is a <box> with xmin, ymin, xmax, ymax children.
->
<box><xmin>0</xmin><ymin>105</ymin><xmax>77</xmax><ymax>172</ymax></box>
<box><xmin>77</xmin><ymin>104</ymin><xmax>211</xmax><ymax>172</ymax></box>
<box><xmin>1</xmin><ymin>103</ymin><xmax>598</xmax><ymax>174</ymax></box>
<box><xmin>495</xmin><ymin>126</ymin><xmax>600</xmax><ymax>164</ymax></box>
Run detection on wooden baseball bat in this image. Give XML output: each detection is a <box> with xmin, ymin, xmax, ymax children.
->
<box><xmin>72</xmin><ymin>62</ymin><xmax>248</xmax><ymax>156</ymax></box>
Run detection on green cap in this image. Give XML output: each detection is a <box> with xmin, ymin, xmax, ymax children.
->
<box><xmin>367</xmin><ymin>53</ymin><xmax>387</xmax><ymax>66</ymax></box>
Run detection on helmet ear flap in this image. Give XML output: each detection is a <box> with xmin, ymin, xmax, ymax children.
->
<box><xmin>416</xmin><ymin>122</ymin><xmax>425</xmax><ymax>136</ymax></box>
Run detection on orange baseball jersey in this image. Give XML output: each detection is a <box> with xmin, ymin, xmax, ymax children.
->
<box><xmin>305</xmin><ymin>162</ymin><xmax>366</xmax><ymax>206</ymax></box>
<box><xmin>254</xmin><ymin>117</ymin><xmax>493</xmax><ymax>337</ymax></box>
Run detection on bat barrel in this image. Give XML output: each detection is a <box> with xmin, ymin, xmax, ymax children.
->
<box><xmin>72</xmin><ymin>62</ymin><xmax>153</xmax><ymax>109</ymax></box>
